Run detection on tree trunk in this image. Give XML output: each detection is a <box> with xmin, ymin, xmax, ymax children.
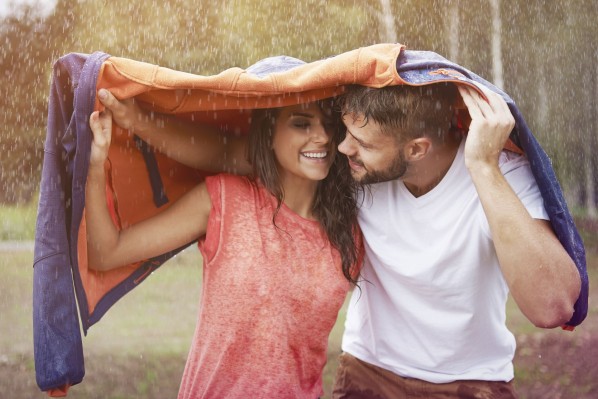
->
<box><xmin>446</xmin><ymin>1</ymin><xmax>460</xmax><ymax>62</ymax></box>
<box><xmin>583</xmin><ymin>148</ymin><xmax>596</xmax><ymax>218</ymax></box>
<box><xmin>489</xmin><ymin>0</ymin><xmax>504</xmax><ymax>89</ymax></box>
<box><xmin>586</xmin><ymin>54</ymin><xmax>598</xmax><ymax>218</ymax></box>
<box><xmin>378</xmin><ymin>0</ymin><xmax>397</xmax><ymax>43</ymax></box>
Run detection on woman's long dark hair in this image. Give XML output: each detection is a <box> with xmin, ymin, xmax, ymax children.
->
<box><xmin>247</xmin><ymin>100</ymin><xmax>360</xmax><ymax>285</ymax></box>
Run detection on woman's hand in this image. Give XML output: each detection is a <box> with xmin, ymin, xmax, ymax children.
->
<box><xmin>89</xmin><ymin>109</ymin><xmax>113</xmax><ymax>168</ymax></box>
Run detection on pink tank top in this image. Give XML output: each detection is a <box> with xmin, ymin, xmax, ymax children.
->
<box><xmin>177</xmin><ymin>174</ymin><xmax>352</xmax><ymax>399</ymax></box>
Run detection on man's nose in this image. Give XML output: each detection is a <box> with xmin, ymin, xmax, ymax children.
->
<box><xmin>337</xmin><ymin>135</ymin><xmax>353</xmax><ymax>156</ymax></box>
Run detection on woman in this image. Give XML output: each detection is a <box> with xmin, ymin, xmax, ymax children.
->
<box><xmin>86</xmin><ymin>97</ymin><xmax>361</xmax><ymax>398</ymax></box>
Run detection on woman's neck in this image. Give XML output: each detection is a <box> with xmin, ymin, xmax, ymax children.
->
<box><xmin>279</xmin><ymin>176</ymin><xmax>319</xmax><ymax>220</ymax></box>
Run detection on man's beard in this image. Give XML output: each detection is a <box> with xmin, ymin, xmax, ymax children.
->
<box><xmin>348</xmin><ymin>151</ymin><xmax>408</xmax><ymax>185</ymax></box>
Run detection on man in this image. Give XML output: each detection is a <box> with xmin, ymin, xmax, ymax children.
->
<box><xmin>329</xmin><ymin>82</ymin><xmax>581</xmax><ymax>398</ymax></box>
<box><xmin>96</xmin><ymin>78</ymin><xmax>580</xmax><ymax>399</ymax></box>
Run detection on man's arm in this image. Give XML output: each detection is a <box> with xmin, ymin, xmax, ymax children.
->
<box><xmin>86</xmin><ymin>110</ymin><xmax>212</xmax><ymax>271</ymax></box>
<box><xmin>97</xmin><ymin>89</ymin><xmax>251</xmax><ymax>174</ymax></box>
<box><xmin>458</xmin><ymin>84</ymin><xmax>581</xmax><ymax>328</ymax></box>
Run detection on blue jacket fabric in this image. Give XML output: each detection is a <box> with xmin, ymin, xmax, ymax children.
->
<box><xmin>33</xmin><ymin>48</ymin><xmax>588</xmax><ymax>393</ymax></box>
<box><xmin>34</xmin><ymin>52</ymin><xmax>108</xmax><ymax>393</ymax></box>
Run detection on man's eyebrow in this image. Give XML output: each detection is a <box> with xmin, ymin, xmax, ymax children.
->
<box><xmin>347</xmin><ymin>129</ymin><xmax>370</xmax><ymax>147</ymax></box>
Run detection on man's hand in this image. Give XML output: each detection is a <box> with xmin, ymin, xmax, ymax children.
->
<box><xmin>458</xmin><ymin>84</ymin><xmax>515</xmax><ymax>169</ymax></box>
<box><xmin>98</xmin><ymin>89</ymin><xmax>150</xmax><ymax>133</ymax></box>
<box><xmin>95</xmin><ymin>88</ymin><xmax>251</xmax><ymax>174</ymax></box>
<box><xmin>89</xmin><ymin>109</ymin><xmax>113</xmax><ymax>168</ymax></box>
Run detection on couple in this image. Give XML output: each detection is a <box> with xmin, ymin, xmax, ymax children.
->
<box><xmin>86</xmin><ymin>55</ymin><xmax>581</xmax><ymax>399</ymax></box>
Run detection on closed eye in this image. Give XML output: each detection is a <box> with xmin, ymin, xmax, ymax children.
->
<box><xmin>293</xmin><ymin>121</ymin><xmax>311</xmax><ymax>129</ymax></box>
<box><xmin>347</xmin><ymin>130</ymin><xmax>372</xmax><ymax>149</ymax></box>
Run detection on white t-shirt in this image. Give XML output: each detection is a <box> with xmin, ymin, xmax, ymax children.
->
<box><xmin>342</xmin><ymin>138</ymin><xmax>549</xmax><ymax>383</ymax></box>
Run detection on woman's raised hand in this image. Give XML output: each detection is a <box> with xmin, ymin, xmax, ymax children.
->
<box><xmin>89</xmin><ymin>109</ymin><xmax>113</xmax><ymax>168</ymax></box>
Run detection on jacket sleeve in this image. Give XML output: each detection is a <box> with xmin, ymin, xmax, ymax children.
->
<box><xmin>33</xmin><ymin>53</ymin><xmax>88</xmax><ymax>395</ymax></box>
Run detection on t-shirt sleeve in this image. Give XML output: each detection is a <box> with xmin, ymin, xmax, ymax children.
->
<box><xmin>198</xmin><ymin>175</ymin><xmax>224</xmax><ymax>265</ymax></box>
<box><xmin>499</xmin><ymin>150</ymin><xmax>549</xmax><ymax>221</ymax></box>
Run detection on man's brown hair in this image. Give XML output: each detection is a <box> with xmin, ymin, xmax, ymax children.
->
<box><xmin>338</xmin><ymin>83</ymin><xmax>458</xmax><ymax>143</ymax></box>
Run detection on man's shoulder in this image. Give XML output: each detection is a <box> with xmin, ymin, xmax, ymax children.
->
<box><xmin>498</xmin><ymin>150</ymin><xmax>530</xmax><ymax>175</ymax></box>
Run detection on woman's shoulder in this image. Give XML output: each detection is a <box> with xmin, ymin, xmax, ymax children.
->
<box><xmin>205</xmin><ymin>173</ymin><xmax>254</xmax><ymax>187</ymax></box>
<box><xmin>205</xmin><ymin>173</ymin><xmax>263</xmax><ymax>199</ymax></box>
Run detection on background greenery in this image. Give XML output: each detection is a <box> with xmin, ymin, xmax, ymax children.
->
<box><xmin>0</xmin><ymin>0</ymin><xmax>596</xmax><ymax>217</ymax></box>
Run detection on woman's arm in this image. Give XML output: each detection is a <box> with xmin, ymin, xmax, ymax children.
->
<box><xmin>97</xmin><ymin>89</ymin><xmax>251</xmax><ymax>174</ymax></box>
<box><xmin>86</xmin><ymin>110</ymin><xmax>212</xmax><ymax>272</ymax></box>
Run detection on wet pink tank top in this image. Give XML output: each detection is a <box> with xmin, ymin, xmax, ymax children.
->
<box><xmin>177</xmin><ymin>174</ymin><xmax>351</xmax><ymax>399</ymax></box>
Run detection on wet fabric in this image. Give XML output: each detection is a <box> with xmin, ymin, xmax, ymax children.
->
<box><xmin>33</xmin><ymin>44</ymin><xmax>587</xmax><ymax>395</ymax></box>
<box><xmin>342</xmin><ymin>140</ymin><xmax>546</xmax><ymax>383</ymax></box>
<box><xmin>178</xmin><ymin>174</ymin><xmax>349</xmax><ymax>399</ymax></box>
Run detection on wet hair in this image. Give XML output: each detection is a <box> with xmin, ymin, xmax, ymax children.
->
<box><xmin>247</xmin><ymin>100</ymin><xmax>360</xmax><ymax>285</ymax></box>
<box><xmin>337</xmin><ymin>83</ymin><xmax>458</xmax><ymax>143</ymax></box>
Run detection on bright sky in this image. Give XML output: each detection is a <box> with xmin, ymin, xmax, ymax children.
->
<box><xmin>0</xmin><ymin>0</ymin><xmax>57</xmax><ymax>17</ymax></box>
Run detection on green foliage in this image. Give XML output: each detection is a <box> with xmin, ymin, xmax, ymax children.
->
<box><xmin>0</xmin><ymin>196</ymin><xmax>38</xmax><ymax>240</ymax></box>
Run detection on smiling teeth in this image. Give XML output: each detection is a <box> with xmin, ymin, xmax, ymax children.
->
<box><xmin>302</xmin><ymin>152</ymin><xmax>327</xmax><ymax>159</ymax></box>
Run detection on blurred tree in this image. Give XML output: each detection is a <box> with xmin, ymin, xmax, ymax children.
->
<box><xmin>502</xmin><ymin>0</ymin><xmax>597</xmax><ymax>218</ymax></box>
<box><xmin>361</xmin><ymin>0</ymin><xmax>397</xmax><ymax>43</ymax></box>
<box><xmin>0</xmin><ymin>0</ymin><xmax>76</xmax><ymax>203</ymax></box>
<box><xmin>213</xmin><ymin>0</ymin><xmax>377</xmax><ymax>67</ymax></box>
<box><xmin>489</xmin><ymin>0</ymin><xmax>503</xmax><ymax>89</ymax></box>
<box><xmin>69</xmin><ymin>0</ymin><xmax>220</xmax><ymax>73</ymax></box>
<box><xmin>445</xmin><ymin>0</ymin><xmax>460</xmax><ymax>62</ymax></box>
<box><xmin>570</xmin><ymin>1</ymin><xmax>598</xmax><ymax>218</ymax></box>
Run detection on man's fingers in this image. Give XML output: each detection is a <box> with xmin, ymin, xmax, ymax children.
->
<box><xmin>459</xmin><ymin>85</ymin><xmax>504</xmax><ymax>121</ymax></box>
<box><xmin>458</xmin><ymin>86</ymin><xmax>484</xmax><ymax>119</ymax></box>
<box><xmin>469</xmin><ymin>83</ymin><xmax>511</xmax><ymax>116</ymax></box>
<box><xmin>99</xmin><ymin>108</ymin><xmax>113</xmax><ymax>125</ymax></box>
<box><xmin>459</xmin><ymin>84</ymin><xmax>515</xmax><ymax>136</ymax></box>
<box><xmin>97</xmin><ymin>88</ymin><xmax>117</xmax><ymax>109</ymax></box>
<box><xmin>97</xmin><ymin>88</ymin><xmax>138</xmax><ymax>131</ymax></box>
<box><xmin>98</xmin><ymin>89</ymin><xmax>135</xmax><ymax>111</ymax></box>
<box><xmin>475</xmin><ymin>85</ymin><xmax>514</xmax><ymax>127</ymax></box>
<box><xmin>100</xmin><ymin>110</ymin><xmax>113</xmax><ymax>147</ymax></box>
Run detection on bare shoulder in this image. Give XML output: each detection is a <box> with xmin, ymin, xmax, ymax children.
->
<box><xmin>184</xmin><ymin>181</ymin><xmax>213</xmax><ymax>216</ymax></box>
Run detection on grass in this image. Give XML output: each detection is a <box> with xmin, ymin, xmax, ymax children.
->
<box><xmin>0</xmin><ymin>198</ymin><xmax>38</xmax><ymax>241</ymax></box>
<box><xmin>3</xmin><ymin>217</ymin><xmax>597</xmax><ymax>398</ymax></box>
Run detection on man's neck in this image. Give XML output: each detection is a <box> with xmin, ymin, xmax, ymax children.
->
<box><xmin>403</xmin><ymin>133</ymin><xmax>462</xmax><ymax>197</ymax></box>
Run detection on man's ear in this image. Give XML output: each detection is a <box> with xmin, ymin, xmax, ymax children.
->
<box><xmin>403</xmin><ymin>137</ymin><xmax>432</xmax><ymax>161</ymax></box>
